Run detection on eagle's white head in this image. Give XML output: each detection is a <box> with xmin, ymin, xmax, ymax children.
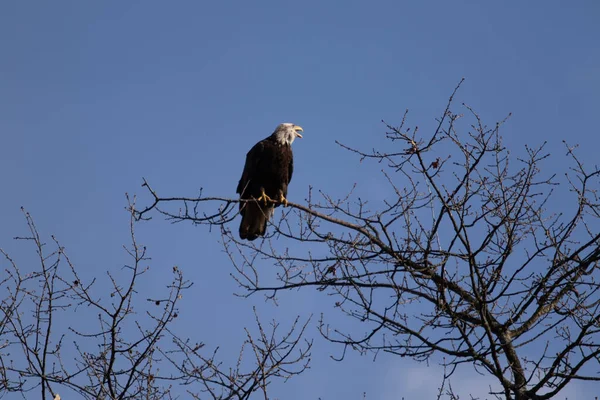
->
<box><xmin>273</xmin><ymin>123</ymin><xmax>303</xmax><ymax>145</ymax></box>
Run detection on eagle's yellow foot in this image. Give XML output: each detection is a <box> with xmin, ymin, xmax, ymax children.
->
<box><xmin>256</xmin><ymin>190</ymin><xmax>273</xmax><ymax>206</ymax></box>
<box><xmin>278</xmin><ymin>193</ymin><xmax>288</xmax><ymax>207</ymax></box>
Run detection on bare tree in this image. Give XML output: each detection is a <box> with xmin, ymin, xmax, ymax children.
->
<box><xmin>136</xmin><ymin>80</ymin><xmax>600</xmax><ymax>400</ymax></box>
<box><xmin>0</xmin><ymin>201</ymin><xmax>311</xmax><ymax>399</ymax></box>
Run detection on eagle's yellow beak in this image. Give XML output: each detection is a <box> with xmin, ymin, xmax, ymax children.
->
<box><xmin>294</xmin><ymin>125</ymin><xmax>303</xmax><ymax>138</ymax></box>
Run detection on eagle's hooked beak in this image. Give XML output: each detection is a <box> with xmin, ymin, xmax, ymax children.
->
<box><xmin>293</xmin><ymin>125</ymin><xmax>303</xmax><ymax>138</ymax></box>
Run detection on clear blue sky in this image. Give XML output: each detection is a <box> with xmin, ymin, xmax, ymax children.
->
<box><xmin>1</xmin><ymin>1</ymin><xmax>599</xmax><ymax>398</ymax></box>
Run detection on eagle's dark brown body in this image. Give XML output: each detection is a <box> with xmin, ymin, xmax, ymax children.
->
<box><xmin>236</xmin><ymin>124</ymin><xmax>301</xmax><ymax>241</ymax></box>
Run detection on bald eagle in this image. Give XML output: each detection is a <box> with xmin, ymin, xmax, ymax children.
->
<box><xmin>236</xmin><ymin>123</ymin><xmax>303</xmax><ymax>241</ymax></box>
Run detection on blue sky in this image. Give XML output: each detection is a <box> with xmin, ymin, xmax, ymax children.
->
<box><xmin>1</xmin><ymin>1</ymin><xmax>599</xmax><ymax>398</ymax></box>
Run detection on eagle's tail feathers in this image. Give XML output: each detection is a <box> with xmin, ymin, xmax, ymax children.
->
<box><xmin>239</xmin><ymin>202</ymin><xmax>273</xmax><ymax>241</ymax></box>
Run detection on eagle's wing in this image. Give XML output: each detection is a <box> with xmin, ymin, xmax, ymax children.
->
<box><xmin>237</xmin><ymin>140</ymin><xmax>265</xmax><ymax>195</ymax></box>
<box><xmin>287</xmin><ymin>147</ymin><xmax>294</xmax><ymax>185</ymax></box>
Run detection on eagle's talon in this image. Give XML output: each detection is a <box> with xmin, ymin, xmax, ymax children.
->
<box><xmin>278</xmin><ymin>194</ymin><xmax>288</xmax><ymax>207</ymax></box>
<box><xmin>256</xmin><ymin>189</ymin><xmax>273</xmax><ymax>206</ymax></box>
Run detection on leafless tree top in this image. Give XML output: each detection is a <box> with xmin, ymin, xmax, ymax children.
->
<box><xmin>135</xmin><ymin>80</ymin><xmax>600</xmax><ymax>400</ymax></box>
<box><xmin>1</xmin><ymin>203</ymin><xmax>311</xmax><ymax>399</ymax></box>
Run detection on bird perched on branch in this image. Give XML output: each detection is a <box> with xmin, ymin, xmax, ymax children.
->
<box><xmin>236</xmin><ymin>123</ymin><xmax>303</xmax><ymax>240</ymax></box>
